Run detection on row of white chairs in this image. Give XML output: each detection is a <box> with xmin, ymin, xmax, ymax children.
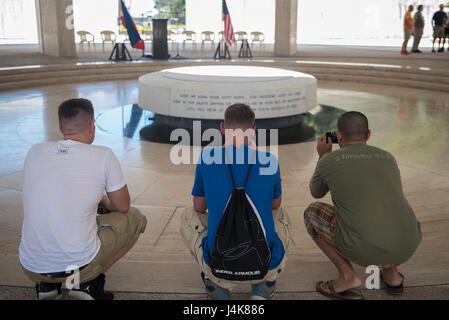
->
<box><xmin>76</xmin><ymin>30</ymin><xmax>266</xmax><ymax>51</ymax></box>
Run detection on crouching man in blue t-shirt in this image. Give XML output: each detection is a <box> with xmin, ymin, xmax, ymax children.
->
<box><xmin>180</xmin><ymin>103</ymin><xmax>291</xmax><ymax>300</ymax></box>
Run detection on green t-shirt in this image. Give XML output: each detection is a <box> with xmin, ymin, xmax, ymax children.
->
<box><xmin>310</xmin><ymin>144</ymin><xmax>422</xmax><ymax>265</ymax></box>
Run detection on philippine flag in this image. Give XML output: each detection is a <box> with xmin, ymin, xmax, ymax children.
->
<box><xmin>119</xmin><ymin>0</ymin><xmax>145</xmax><ymax>50</ymax></box>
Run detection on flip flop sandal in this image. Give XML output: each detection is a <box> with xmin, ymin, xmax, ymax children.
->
<box><xmin>380</xmin><ymin>272</ymin><xmax>404</xmax><ymax>296</ymax></box>
<box><xmin>315</xmin><ymin>280</ymin><xmax>364</xmax><ymax>300</ymax></box>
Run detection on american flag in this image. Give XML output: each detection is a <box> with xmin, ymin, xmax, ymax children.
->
<box><xmin>222</xmin><ymin>0</ymin><xmax>236</xmax><ymax>48</ymax></box>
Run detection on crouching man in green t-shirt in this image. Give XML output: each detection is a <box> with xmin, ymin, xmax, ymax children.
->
<box><xmin>305</xmin><ymin>111</ymin><xmax>422</xmax><ymax>300</ymax></box>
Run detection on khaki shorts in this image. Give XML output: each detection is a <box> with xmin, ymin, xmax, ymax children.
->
<box><xmin>304</xmin><ymin>202</ymin><xmax>396</xmax><ymax>268</ymax></box>
<box><xmin>434</xmin><ymin>26</ymin><xmax>445</xmax><ymax>39</ymax></box>
<box><xmin>180</xmin><ymin>207</ymin><xmax>291</xmax><ymax>290</ymax></box>
<box><xmin>22</xmin><ymin>207</ymin><xmax>147</xmax><ymax>284</ymax></box>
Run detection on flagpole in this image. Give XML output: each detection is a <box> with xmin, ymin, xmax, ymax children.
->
<box><xmin>214</xmin><ymin>0</ymin><xmax>230</xmax><ymax>59</ymax></box>
<box><xmin>221</xmin><ymin>0</ymin><xmax>225</xmax><ymax>56</ymax></box>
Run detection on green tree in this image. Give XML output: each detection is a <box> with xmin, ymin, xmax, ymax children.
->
<box><xmin>154</xmin><ymin>0</ymin><xmax>185</xmax><ymax>18</ymax></box>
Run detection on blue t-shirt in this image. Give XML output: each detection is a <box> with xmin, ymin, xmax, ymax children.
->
<box><xmin>191</xmin><ymin>144</ymin><xmax>284</xmax><ymax>270</ymax></box>
<box><xmin>433</xmin><ymin>11</ymin><xmax>447</xmax><ymax>26</ymax></box>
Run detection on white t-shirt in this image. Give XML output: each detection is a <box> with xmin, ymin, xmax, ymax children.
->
<box><xmin>19</xmin><ymin>140</ymin><xmax>126</xmax><ymax>274</ymax></box>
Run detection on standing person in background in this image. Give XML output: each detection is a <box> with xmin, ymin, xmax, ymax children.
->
<box><xmin>412</xmin><ymin>5</ymin><xmax>425</xmax><ymax>53</ymax></box>
<box><xmin>432</xmin><ymin>4</ymin><xmax>448</xmax><ymax>53</ymax></box>
<box><xmin>401</xmin><ymin>5</ymin><xmax>414</xmax><ymax>55</ymax></box>
<box><xmin>444</xmin><ymin>7</ymin><xmax>449</xmax><ymax>51</ymax></box>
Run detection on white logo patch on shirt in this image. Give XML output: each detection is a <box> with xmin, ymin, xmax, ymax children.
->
<box><xmin>57</xmin><ymin>146</ymin><xmax>70</xmax><ymax>155</ymax></box>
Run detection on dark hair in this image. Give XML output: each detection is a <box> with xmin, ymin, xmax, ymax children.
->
<box><xmin>58</xmin><ymin>98</ymin><xmax>94</xmax><ymax>135</ymax></box>
<box><xmin>224</xmin><ymin>103</ymin><xmax>255</xmax><ymax>128</ymax></box>
<box><xmin>418</xmin><ymin>5</ymin><xmax>423</xmax><ymax>10</ymax></box>
<box><xmin>337</xmin><ymin>111</ymin><xmax>369</xmax><ymax>142</ymax></box>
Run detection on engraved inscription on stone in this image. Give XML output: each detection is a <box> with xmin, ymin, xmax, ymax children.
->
<box><xmin>171</xmin><ymin>90</ymin><xmax>304</xmax><ymax>116</ymax></box>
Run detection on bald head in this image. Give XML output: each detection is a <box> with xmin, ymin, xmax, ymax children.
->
<box><xmin>58</xmin><ymin>98</ymin><xmax>94</xmax><ymax>136</ymax></box>
<box><xmin>337</xmin><ymin>111</ymin><xmax>369</xmax><ymax>142</ymax></box>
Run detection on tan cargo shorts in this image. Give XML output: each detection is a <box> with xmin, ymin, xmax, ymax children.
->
<box><xmin>22</xmin><ymin>207</ymin><xmax>147</xmax><ymax>284</ymax></box>
<box><xmin>180</xmin><ymin>207</ymin><xmax>291</xmax><ymax>290</ymax></box>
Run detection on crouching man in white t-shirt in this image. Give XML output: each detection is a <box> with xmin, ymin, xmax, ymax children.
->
<box><xmin>19</xmin><ymin>98</ymin><xmax>147</xmax><ymax>300</ymax></box>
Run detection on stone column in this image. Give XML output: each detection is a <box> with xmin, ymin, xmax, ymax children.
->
<box><xmin>274</xmin><ymin>0</ymin><xmax>298</xmax><ymax>56</ymax></box>
<box><xmin>35</xmin><ymin>0</ymin><xmax>76</xmax><ymax>57</ymax></box>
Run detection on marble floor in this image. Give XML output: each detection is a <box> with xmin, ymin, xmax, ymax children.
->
<box><xmin>0</xmin><ymin>78</ymin><xmax>448</xmax><ymax>299</ymax></box>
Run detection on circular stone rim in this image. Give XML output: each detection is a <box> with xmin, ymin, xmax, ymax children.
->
<box><xmin>138</xmin><ymin>65</ymin><xmax>317</xmax><ymax>120</ymax></box>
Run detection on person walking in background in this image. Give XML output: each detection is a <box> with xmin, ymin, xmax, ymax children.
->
<box><xmin>432</xmin><ymin>4</ymin><xmax>448</xmax><ymax>52</ymax></box>
<box><xmin>412</xmin><ymin>5</ymin><xmax>425</xmax><ymax>53</ymax></box>
<box><xmin>401</xmin><ymin>5</ymin><xmax>414</xmax><ymax>55</ymax></box>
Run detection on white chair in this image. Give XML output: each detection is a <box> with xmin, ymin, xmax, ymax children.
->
<box><xmin>250</xmin><ymin>31</ymin><xmax>265</xmax><ymax>50</ymax></box>
<box><xmin>183</xmin><ymin>30</ymin><xmax>196</xmax><ymax>50</ymax></box>
<box><xmin>142</xmin><ymin>30</ymin><xmax>152</xmax><ymax>52</ymax></box>
<box><xmin>218</xmin><ymin>31</ymin><xmax>224</xmax><ymax>42</ymax></box>
<box><xmin>201</xmin><ymin>31</ymin><xmax>215</xmax><ymax>49</ymax></box>
<box><xmin>167</xmin><ymin>30</ymin><xmax>177</xmax><ymax>50</ymax></box>
<box><xmin>119</xmin><ymin>29</ymin><xmax>129</xmax><ymax>43</ymax></box>
<box><xmin>100</xmin><ymin>30</ymin><xmax>116</xmax><ymax>52</ymax></box>
<box><xmin>143</xmin><ymin>30</ymin><xmax>152</xmax><ymax>42</ymax></box>
<box><xmin>235</xmin><ymin>31</ymin><xmax>248</xmax><ymax>42</ymax></box>
<box><xmin>77</xmin><ymin>31</ymin><xmax>95</xmax><ymax>51</ymax></box>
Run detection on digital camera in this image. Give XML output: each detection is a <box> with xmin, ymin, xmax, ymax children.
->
<box><xmin>325</xmin><ymin>131</ymin><xmax>338</xmax><ymax>144</ymax></box>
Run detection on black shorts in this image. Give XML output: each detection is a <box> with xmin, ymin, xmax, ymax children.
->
<box><xmin>445</xmin><ymin>28</ymin><xmax>449</xmax><ymax>36</ymax></box>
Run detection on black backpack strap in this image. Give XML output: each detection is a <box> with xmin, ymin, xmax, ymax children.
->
<box><xmin>243</xmin><ymin>150</ymin><xmax>256</xmax><ymax>188</ymax></box>
<box><xmin>243</xmin><ymin>164</ymin><xmax>253</xmax><ymax>189</ymax></box>
<box><xmin>225</xmin><ymin>148</ymin><xmax>237</xmax><ymax>190</ymax></box>
<box><xmin>225</xmin><ymin>146</ymin><xmax>256</xmax><ymax>190</ymax></box>
<box><xmin>228</xmin><ymin>163</ymin><xmax>237</xmax><ymax>190</ymax></box>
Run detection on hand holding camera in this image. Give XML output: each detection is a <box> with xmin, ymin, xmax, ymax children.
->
<box><xmin>317</xmin><ymin>132</ymin><xmax>335</xmax><ymax>159</ymax></box>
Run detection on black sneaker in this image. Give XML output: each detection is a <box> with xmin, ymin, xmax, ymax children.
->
<box><xmin>432</xmin><ymin>48</ymin><xmax>436</xmax><ymax>52</ymax></box>
<box><xmin>67</xmin><ymin>273</ymin><xmax>114</xmax><ymax>300</ymax></box>
<box><xmin>36</xmin><ymin>282</ymin><xmax>63</xmax><ymax>300</ymax></box>
<box><xmin>438</xmin><ymin>48</ymin><xmax>444</xmax><ymax>52</ymax></box>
